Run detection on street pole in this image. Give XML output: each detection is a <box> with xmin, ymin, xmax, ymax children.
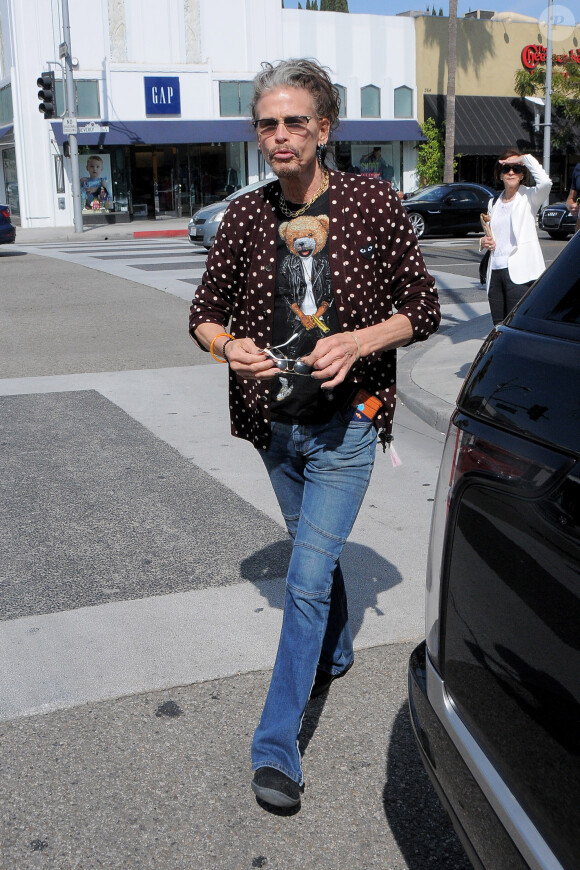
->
<box><xmin>61</xmin><ymin>0</ymin><xmax>83</xmax><ymax>232</ymax></box>
<box><xmin>542</xmin><ymin>0</ymin><xmax>553</xmax><ymax>205</ymax></box>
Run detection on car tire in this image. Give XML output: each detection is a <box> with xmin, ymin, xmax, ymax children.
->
<box><xmin>408</xmin><ymin>212</ymin><xmax>427</xmax><ymax>238</ymax></box>
<box><xmin>547</xmin><ymin>231</ymin><xmax>570</xmax><ymax>240</ymax></box>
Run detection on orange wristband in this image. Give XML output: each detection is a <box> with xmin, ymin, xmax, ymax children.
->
<box><xmin>209</xmin><ymin>332</ymin><xmax>234</xmax><ymax>362</ymax></box>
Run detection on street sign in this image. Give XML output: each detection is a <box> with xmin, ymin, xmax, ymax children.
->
<box><xmin>78</xmin><ymin>122</ymin><xmax>110</xmax><ymax>134</ymax></box>
<box><xmin>62</xmin><ymin>117</ymin><xmax>78</xmax><ymax>135</ymax></box>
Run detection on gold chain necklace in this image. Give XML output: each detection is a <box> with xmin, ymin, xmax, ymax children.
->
<box><xmin>279</xmin><ymin>169</ymin><xmax>329</xmax><ymax>218</ymax></box>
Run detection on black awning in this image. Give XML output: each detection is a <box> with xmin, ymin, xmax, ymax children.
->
<box><xmin>424</xmin><ymin>95</ymin><xmax>536</xmax><ymax>156</ymax></box>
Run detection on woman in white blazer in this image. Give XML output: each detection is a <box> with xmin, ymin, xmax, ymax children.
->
<box><xmin>481</xmin><ymin>150</ymin><xmax>552</xmax><ymax>325</ymax></box>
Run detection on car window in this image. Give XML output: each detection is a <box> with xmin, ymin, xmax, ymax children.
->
<box><xmin>510</xmin><ymin>237</ymin><xmax>580</xmax><ymax>338</ymax></box>
<box><xmin>446</xmin><ymin>189</ymin><xmax>480</xmax><ymax>205</ymax></box>
<box><xmin>407</xmin><ymin>186</ymin><xmax>445</xmax><ymax>202</ymax></box>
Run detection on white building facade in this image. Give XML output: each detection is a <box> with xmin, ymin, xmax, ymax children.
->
<box><xmin>0</xmin><ymin>0</ymin><xmax>422</xmax><ymax>228</ymax></box>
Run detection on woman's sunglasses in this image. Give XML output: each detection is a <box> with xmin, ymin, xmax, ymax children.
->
<box><xmin>499</xmin><ymin>164</ymin><xmax>525</xmax><ymax>175</ymax></box>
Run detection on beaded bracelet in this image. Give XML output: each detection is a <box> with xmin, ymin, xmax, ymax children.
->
<box><xmin>209</xmin><ymin>332</ymin><xmax>234</xmax><ymax>363</ymax></box>
<box><xmin>222</xmin><ymin>337</ymin><xmax>235</xmax><ymax>362</ymax></box>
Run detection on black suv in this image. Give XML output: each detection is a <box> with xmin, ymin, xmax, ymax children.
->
<box><xmin>409</xmin><ymin>232</ymin><xmax>580</xmax><ymax>869</ymax></box>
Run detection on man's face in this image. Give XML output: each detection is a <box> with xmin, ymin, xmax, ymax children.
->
<box><xmin>255</xmin><ymin>86</ymin><xmax>329</xmax><ymax>180</ymax></box>
<box><xmin>86</xmin><ymin>159</ymin><xmax>102</xmax><ymax>178</ymax></box>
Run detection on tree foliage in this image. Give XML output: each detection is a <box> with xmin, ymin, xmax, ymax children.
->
<box><xmin>417</xmin><ymin>118</ymin><xmax>458</xmax><ymax>186</ymax></box>
<box><xmin>320</xmin><ymin>0</ymin><xmax>349</xmax><ymax>10</ymax></box>
<box><xmin>417</xmin><ymin>118</ymin><xmax>445</xmax><ymax>185</ymax></box>
<box><xmin>515</xmin><ymin>62</ymin><xmax>580</xmax><ymax>152</ymax></box>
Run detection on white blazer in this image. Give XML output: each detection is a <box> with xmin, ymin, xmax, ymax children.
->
<box><xmin>485</xmin><ymin>154</ymin><xmax>552</xmax><ymax>290</ymax></box>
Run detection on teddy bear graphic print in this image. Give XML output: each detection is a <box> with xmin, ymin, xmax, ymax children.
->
<box><xmin>270</xmin><ymin>191</ymin><xmax>352</xmax><ymax>422</ymax></box>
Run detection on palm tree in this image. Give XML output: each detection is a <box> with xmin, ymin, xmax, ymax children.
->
<box><xmin>443</xmin><ymin>0</ymin><xmax>457</xmax><ymax>182</ymax></box>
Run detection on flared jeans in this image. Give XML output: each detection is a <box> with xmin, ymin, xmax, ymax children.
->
<box><xmin>251</xmin><ymin>409</ymin><xmax>377</xmax><ymax>784</ymax></box>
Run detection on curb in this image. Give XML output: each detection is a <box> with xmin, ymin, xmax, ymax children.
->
<box><xmin>397</xmin><ymin>314</ymin><xmax>492</xmax><ymax>434</ymax></box>
<box><xmin>14</xmin><ymin>223</ymin><xmax>189</xmax><ymax>245</ymax></box>
<box><xmin>397</xmin><ymin>340</ymin><xmax>455</xmax><ymax>434</ymax></box>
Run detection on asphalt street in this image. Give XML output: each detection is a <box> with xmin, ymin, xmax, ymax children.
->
<box><xmin>0</xmin><ymin>230</ymin><xmax>566</xmax><ymax>869</ymax></box>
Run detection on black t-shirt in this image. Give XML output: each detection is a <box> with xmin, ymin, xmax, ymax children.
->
<box><xmin>270</xmin><ymin>190</ymin><xmax>354</xmax><ymax>422</ymax></box>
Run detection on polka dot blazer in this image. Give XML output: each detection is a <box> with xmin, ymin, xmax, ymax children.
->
<box><xmin>189</xmin><ymin>170</ymin><xmax>440</xmax><ymax>450</ymax></box>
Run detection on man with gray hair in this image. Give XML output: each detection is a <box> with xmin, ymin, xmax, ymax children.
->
<box><xmin>189</xmin><ymin>58</ymin><xmax>440</xmax><ymax>810</ymax></box>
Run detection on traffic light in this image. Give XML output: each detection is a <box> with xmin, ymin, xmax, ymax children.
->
<box><xmin>37</xmin><ymin>71</ymin><xmax>55</xmax><ymax>119</ymax></box>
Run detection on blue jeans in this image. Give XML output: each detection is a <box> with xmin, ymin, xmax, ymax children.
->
<box><xmin>251</xmin><ymin>408</ymin><xmax>377</xmax><ymax>784</ymax></box>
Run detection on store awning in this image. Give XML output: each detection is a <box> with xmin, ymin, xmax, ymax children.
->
<box><xmin>424</xmin><ymin>95</ymin><xmax>536</xmax><ymax>155</ymax></box>
<box><xmin>336</xmin><ymin>119</ymin><xmax>424</xmax><ymax>142</ymax></box>
<box><xmin>50</xmin><ymin>117</ymin><xmax>424</xmax><ymax>147</ymax></box>
<box><xmin>50</xmin><ymin>119</ymin><xmax>257</xmax><ymax>146</ymax></box>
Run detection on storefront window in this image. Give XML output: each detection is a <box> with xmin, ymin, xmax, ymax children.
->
<box><xmin>335</xmin><ymin>84</ymin><xmax>347</xmax><ymax>118</ymax></box>
<box><xmin>361</xmin><ymin>85</ymin><xmax>380</xmax><ymax>118</ymax></box>
<box><xmin>394</xmin><ymin>86</ymin><xmax>413</xmax><ymax>118</ymax></box>
<box><xmin>334</xmin><ymin>140</ymin><xmax>401</xmax><ymax>190</ymax></box>
<box><xmin>2</xmin><ymin>148</ymin><xmax>19</xmax><ymax>220</ymax></box>
<box><xmin>55</xmin><ymin>79</ymin><xmax>100</xmax><ymax>118</ymax></box>
<box><xmin>125</xmin><ymin>142</ymin><xmax>248</xmax><ymax>219</ymax></box>
<box><xmin>75</xmin><ymin>146</ymin><xmax>129</xmax><ymax>216</ymax></box>
<box><xmin>54</xmin><ymin>155</ymin><xmax>65</xmax><ymax>193</ymax></box>
<box><xmin>219</xmin><ymin>81</ymin><xmax>253</xmax><ymax>117</ymax></box>
<box><xmin>186</xmin><ymin>142</ymin><xmax>247</xmax><ymax>211</ymax></box>
<box><xmin>0</xmin><ymin>85</ymin><xmax>13</xmax><ymax>124</ymax></box>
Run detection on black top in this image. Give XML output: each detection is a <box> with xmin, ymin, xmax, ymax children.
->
<box><xmin>270</xmin><ymin>189</ymin><xmax>353</xmax><ymax>422</ymax></box>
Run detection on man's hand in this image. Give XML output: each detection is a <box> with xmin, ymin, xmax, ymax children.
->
<box><xmin>566</xmin><ymin>195</ymin><xmax>579</xmax><ymax>216</ymax></box>
<box><xmin>224</xmin><ymin>337</ymin><xmax>279</xmax><ymax>380</ymax></box>
<box><xmin>300</xmin><ymin>332</ymin><xmax>360</xmax><ymax>389</ymax></box>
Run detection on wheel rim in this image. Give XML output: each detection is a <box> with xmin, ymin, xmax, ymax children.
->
<box><xmin>409</xmin><ymin>213</ymin><xmax>426</xmax><ymax>237</ymax></box>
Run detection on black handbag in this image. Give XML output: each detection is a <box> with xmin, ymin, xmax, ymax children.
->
<box><xmin>479</xmin><ymin>249</ymin><xmax>490</xmax><ymax>285</ymax></box>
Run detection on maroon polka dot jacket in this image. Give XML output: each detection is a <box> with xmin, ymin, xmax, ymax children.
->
<box><xmin>189</xmin><ymin>170</ymin><xmax>440</xmax><ymax>450</ymax></box>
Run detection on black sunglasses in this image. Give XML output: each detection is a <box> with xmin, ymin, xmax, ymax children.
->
<box><xmin>499</xmin><ymin>164</ymin><xmax>525</xmax><ymax>175</ymax></box>
<box><xmin>253</xmin><ymin>115</ymin><xmax>312</xmax><ymax>135</ymax></box>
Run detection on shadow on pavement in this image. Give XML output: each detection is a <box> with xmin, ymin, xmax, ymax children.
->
<box><xmin>241</xmin><ymin>540</ymin><xmax>403</xmax><ymax>643</ymax></box>
<box><xmin>383</xmin><ymin>704</ymin><xmax>472</xmax><ymax>869</ymax></box>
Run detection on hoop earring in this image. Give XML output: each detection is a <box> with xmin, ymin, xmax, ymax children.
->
<box><xmin>316</xmin><ymin>142</ymin><xmax>327</xmax><ymax>166</ymax></box>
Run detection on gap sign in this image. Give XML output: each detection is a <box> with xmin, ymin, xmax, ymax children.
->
<box><xmin>144</xmin><ymin>76</ymin><xmax>181</xmax><ymax>115</ymax></box>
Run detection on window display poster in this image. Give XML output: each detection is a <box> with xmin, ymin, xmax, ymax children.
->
<box><xmin>79</xmin><ymin>153</ymin><xmax>113</xmax><ymax>212</ymax></box>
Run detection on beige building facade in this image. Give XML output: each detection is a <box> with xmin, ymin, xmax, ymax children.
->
<box><xmin>414</xmin><ymin>13</ymin><xmax>580</xmax><ymax>196</ymax></box>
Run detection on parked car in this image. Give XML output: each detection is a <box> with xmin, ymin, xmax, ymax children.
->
<box><xmin>538</xmin><ymin>201</ymin><xmax>577</xmax><ymax>240</ymax></box>
<box><xmin>0</xmin><ymin>203</ymin><xmax>16</xmax><ymax>244</ymax></box>
<box><xmin>188</xmin><ymin>177</ymin><xmax>274</xmax><ymax>250</ymax></box>
<box><xmin>408</xmin><ymin>230</ymin><xmax>580</xmax><ymax>869</ymax></box>
<box><xmin>402</xmin><ymin>183</ymin><xmax>496</xmax><ymax>238</ymax></box>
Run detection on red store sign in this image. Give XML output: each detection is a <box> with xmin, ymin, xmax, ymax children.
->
<box><xmin>522</xmin><ymin>44</ymin><xmax>580</xmax><ymax>70</ymax></box>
